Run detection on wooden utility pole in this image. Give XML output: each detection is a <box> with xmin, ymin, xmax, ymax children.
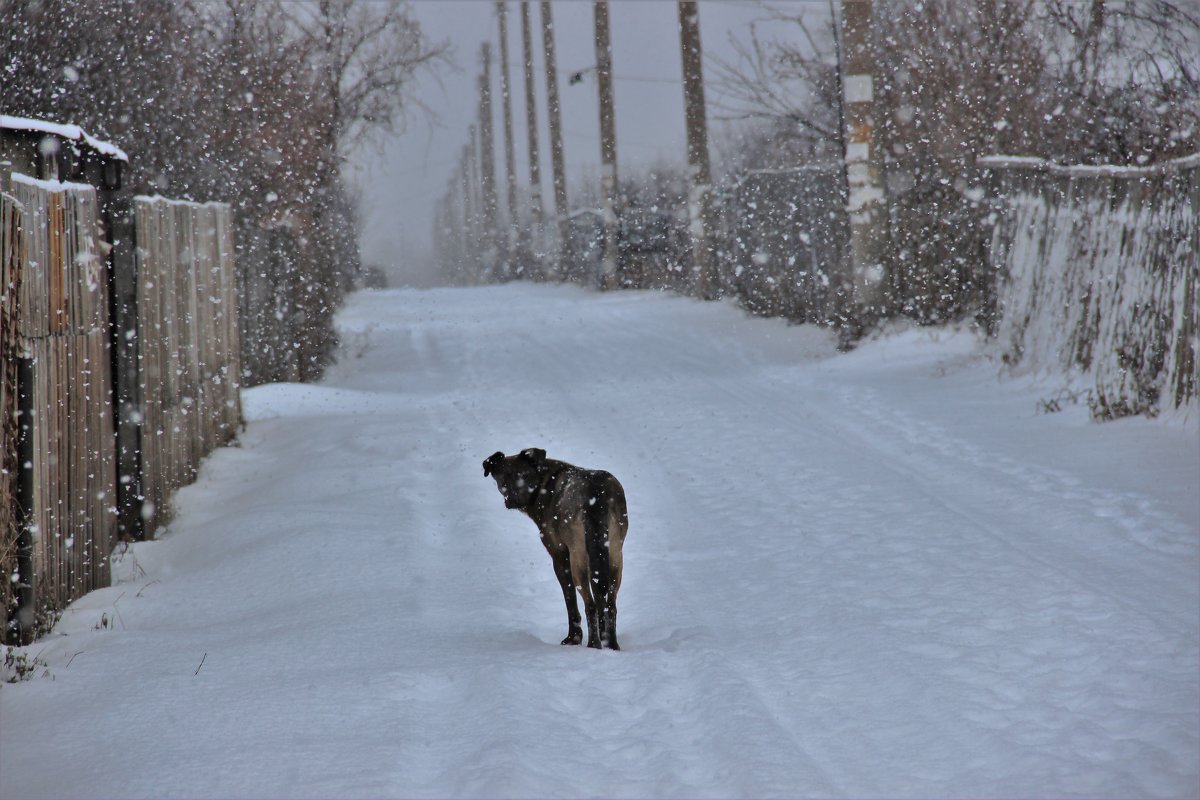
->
<box><xmin>838</xmin><ymin>0</ymin><xmax>886</xmax><ymax>316</ymax></box>
<box><xmin>677</xmin><ymin>0</ymin><xmax>717</xmax><ymax>300</ymax></box>
<box><xmin>540</xmin><ymin>0</ymin><xmax>570</xmax><ymax>279</ymax></box>
<box><xmin>478</xmin><ymin>42</ymin><xmax>500</xmax><ymax>279</ymax></box>
<box><xmin>461</xmin><ymin>136</ymin><xmax>473</xmax><ymax>241</ymax></box>
<box><xmin>497</xmin><ymin>1</ymin><xmax>520</xmax><ymax>272</ymax></box>
<box><xmin>593</xmin><ymin>0</ymin><xmax>620</xmax><ymax>289</ymax></box>
<box><xmin>520</xmin><ymin>0</ymin><xmax>545</xmax><ymax>275</ymax></box>
<box><xmin>460</xmin><ymin>136</ymin><xmax>475</xmax><ymax>281</ymax></box>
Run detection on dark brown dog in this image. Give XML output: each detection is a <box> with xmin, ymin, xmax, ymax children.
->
<box><xmin>483</xmin><ymin>449</ymin><xmax>628</xmax><ymax>649</ymax></box>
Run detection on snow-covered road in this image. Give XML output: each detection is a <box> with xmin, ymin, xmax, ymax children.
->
<box><xmin>3</xmin><ymin>284</ymin><xmax>1198</xmax><ymax>798</ymax></box>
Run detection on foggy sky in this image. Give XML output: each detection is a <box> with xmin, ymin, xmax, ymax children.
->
<box><xmin>346</xmin><ymin>0</ymin><xmax>818</xmax><ymax>285</ymax></box>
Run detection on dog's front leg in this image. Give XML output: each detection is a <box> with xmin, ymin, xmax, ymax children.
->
<box><xmin>550</xmin><ymin>549</ymin><xmax>583</xmax><ymax>645</ymax></box>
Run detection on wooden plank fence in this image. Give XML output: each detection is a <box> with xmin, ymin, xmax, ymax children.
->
<box><xmin>0</xmin><ymin>182</ymin><xmax>241</xmax><ymax>643</ymax></box>
<box><xmin>1</xmin><ymin>192</ymin><xmax>25</xmax><ymax>637</ymax></box>
<box><xmin>3</xmin><ymin>175</ymin><xmax>118</xmax><ymax>640</ymax></box>
<box><xmin>135</xmin><ymin>196</ymin><xmax>241</xmax><ymax>533</ymax></box>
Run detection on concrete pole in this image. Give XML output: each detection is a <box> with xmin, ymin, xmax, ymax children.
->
<box><xmin>594</xmin><ymin>0</ymin><xmax>620</xmax><ymax>289</ymax></box>
<box><xmin>520</xmin><ymin>1</ymin><xmax>545</xmax><ymax>276</ymax></box>
<box><xmin>540</xmin><ymin>0</ymin><xmax>570</xmax><ymax>279</ymax></box>
<box><xmin>838</xmin><ymin>0</ymin><xmax>886</xmax><ymax>318</ymax></box>
<box><xmin>677</xmin><ymin>0</ymin><xmax>718</xmax><ymax>300</ymax></box>
<box><xmin>478</xmin><ymin>42</ymin><xmax>500</xmax><ymax>279</ymax></box>
<box><xmin>497</xmin><ymin>1</ymin><xmax>521</xmax><ymax>273</ymax></box>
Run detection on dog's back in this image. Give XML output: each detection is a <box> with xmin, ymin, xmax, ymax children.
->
<box><xmin>543</xmin><ymin>462</ymin><xmax>626</xmax><ymax>585</ymax></box>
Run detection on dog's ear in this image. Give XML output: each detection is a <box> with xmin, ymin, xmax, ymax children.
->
<box><xmin>520</xmin><ymin>448</ymin><xmax>547</xmax><ymax>464</ymax></box>
<box><xmin>483</xmin><ymin>451</ymin><xmax>505</xmax><ymax>477</ymax></box>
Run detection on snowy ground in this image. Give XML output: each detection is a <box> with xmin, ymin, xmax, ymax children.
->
<box><xmin>2</xmin><ymin>284</ymin><xmax>1198</xmax><ymax>799</ymax></box>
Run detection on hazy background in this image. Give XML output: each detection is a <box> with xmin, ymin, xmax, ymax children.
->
<box><xmin>346</xmin><ymin>0</ymin><xmax>814</xmax><ymax>287</ymax></box>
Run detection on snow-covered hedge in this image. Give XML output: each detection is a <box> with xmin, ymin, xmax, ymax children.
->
<box><xmin>985</xmin><ymin>154</ymin><xmax>1198</xmax><ymax>418</ymax></box>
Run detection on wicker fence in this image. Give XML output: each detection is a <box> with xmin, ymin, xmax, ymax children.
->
<box><xmin>0</xmin><ymin>183</ymin><xmax>241</xmax><ymax>644</ymax></box>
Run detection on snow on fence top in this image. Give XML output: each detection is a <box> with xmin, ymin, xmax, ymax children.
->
<box><xmin>9</xmin><ymin>171</ymin><xmax>98</xmax><ymax>195</ymax></box>
<box><xmin>133</xmin><ymin>194</ymin><xmax>228</xmax><ymax>209</ymax></box>
<box><xmin>980</xmin><ymin>152</ymin><xmax>1200</xmax><ymax>177</ymax></box>
<box><xmin>0</xmin><ymin>114</ymin><xmax>129</xmax><ymax>162</ymax></box>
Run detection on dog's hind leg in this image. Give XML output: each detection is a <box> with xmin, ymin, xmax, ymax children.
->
<box><xmin>570</xmin><ymin>554</ymin><xmax>601</xmax><ymax>649</ymax></box>
<box><xmin>550</xmin><ymin>549</ymin><xmax>583</xmax><ymax>645</ymax></box>
<box><xmin>580</xmin><ymin>585</ymin><xmax>601</xmax><ymax>649</ymax></box>
<box><xmin>602</xmin><ymin>572</ymin><xmax>620</xmax><ymax>650</ymax></box>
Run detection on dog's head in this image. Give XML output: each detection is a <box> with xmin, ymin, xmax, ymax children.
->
<box><xmin>483</xmin><ymin>448</ymin><xmax>547</xmax><ymax>510</ymax></box>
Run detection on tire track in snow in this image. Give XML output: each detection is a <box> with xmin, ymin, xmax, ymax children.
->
<box><xmin>823</xmin><ymin>382</ymin><xmax>1197</xmax><ymax>636</ymax></box>
<box><xmin>566</xmin><ymin>317</ymin><xmax>1196</xmax><ymax>797</ymax></box>
<box><xmin>357</xmin><ymin>287</ymin><xmax>1195</xmax><ymax>797</ymax></box>
<box><xmin>443</xmin><ymin>293</ymin><xmax>848</xmax><ymax>795</ymax></box>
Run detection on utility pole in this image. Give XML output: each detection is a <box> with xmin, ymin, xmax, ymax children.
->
<box><xmin>677</xmin><ymin>0</ymin><xmax>717</xmax><ymax>300</ymax></box>
<box><xmin>593</xmin><ymin>0</ymin><xmax>620</xmax><ymax>289</ymax></box>
<box><xmin>520</xmin><ymin>0</ymin><xmax>545</xmax><ymax>276</ymax></box>
<box><xmin>540</xmin><ymin>0</ymin><xmax>570</xmax><ymax>280</ymax></box>
<box><xmin>444</xmin><ymin>178</ymin><xmax>459</xmax><ymax>280</ymax></box>
<box><xmin>478</xmin><ymin>42</ymin><xmax>500</xmax><ymax>281</ymax></box>
<box><xmin>496</xmin><ymin>1</ymin><xmax>520</xmax><ymax>274</ymax></box>
<box><xmin>461</xmin><ymin>137</ymin><xmax>472</xmax><ymax>241</ymax></box>
<box><xmin>837</xmin><ymin>0</ymin><xmax>886</xmax><ymax>320</ymax></box>
<box><xmin>460</xmin><ymin>136</ymin><xmax>475</xmax><ymax>282</ymax></box>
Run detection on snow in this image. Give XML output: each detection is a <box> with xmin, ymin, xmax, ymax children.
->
<box><xmin>3</xmin><ymin>284</ymin><xmax>1198</xmax><ymax>798</ymax></box>
<box><xmin>133</xmin><ymin>194</ymin><xmax>228</xmax><ymax>209</ymax></box>
<box><xmin>8</xmin><ymin>171</ymin><xmax>96</xmax><ymax>194</ymax></box>
<box><xmin>0</xmin><ymin>114</ymin><xmax>130</xmax><ymax>162</ymax></box>
<box><xmin>980</xmin><ymin>152</ymin><xmax>1200</xmax><ymax>174</ymax></box>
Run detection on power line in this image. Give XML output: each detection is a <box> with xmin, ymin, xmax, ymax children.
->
<box><xmin>504</xmin><ymin>60</ymin><xmax>680</xmax><ymax>87</ymax></box>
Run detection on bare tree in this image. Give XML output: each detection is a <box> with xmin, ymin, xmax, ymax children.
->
<box><xmin>279</xmin><ymin>0</ymin><xmax>448</xmax><ymax>376</ymax></box>
<box><xmin>707</xmin><ymin>6</ymin><xmax>843</xmax><ymax>164</ymax></box>
<box><xmin>1</xmin><ymin>0</ymin><xmax>448</xmax><ymax>382</ymax></box>
<box><xmin>1042</xmin><ymin>0</ymin><xmax>1200</xmax><ymax>163</ymax></box>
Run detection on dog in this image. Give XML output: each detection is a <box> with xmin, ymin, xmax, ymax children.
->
<box><xmin>483</xmin><ymin>448</ymin><xmax>628</xmax><ymax>650</ymax></box>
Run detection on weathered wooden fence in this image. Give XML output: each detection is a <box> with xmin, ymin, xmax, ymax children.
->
<box><xmin>984</xmin><ymin>154</ymin><xmax>1199</xmax><ymax>418</ymax></box>
<box><xmin>1</xmin><ymin>193</ymin><xmax>25</xmax><ymax>635</ymax></box>
<box><xmin>135</xmin><ymin>196</ymin><xmax>241</xmax><ymax>533</ymax></box>
<box><xmin>0</xmin><ymin>182</ymin><xmax>241</xmax><ymax>643</ymax></box>
<box><xmin>4</xmin><ymin>175</ymin><xmax>118</xmax><ymax>639</ymax></box>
